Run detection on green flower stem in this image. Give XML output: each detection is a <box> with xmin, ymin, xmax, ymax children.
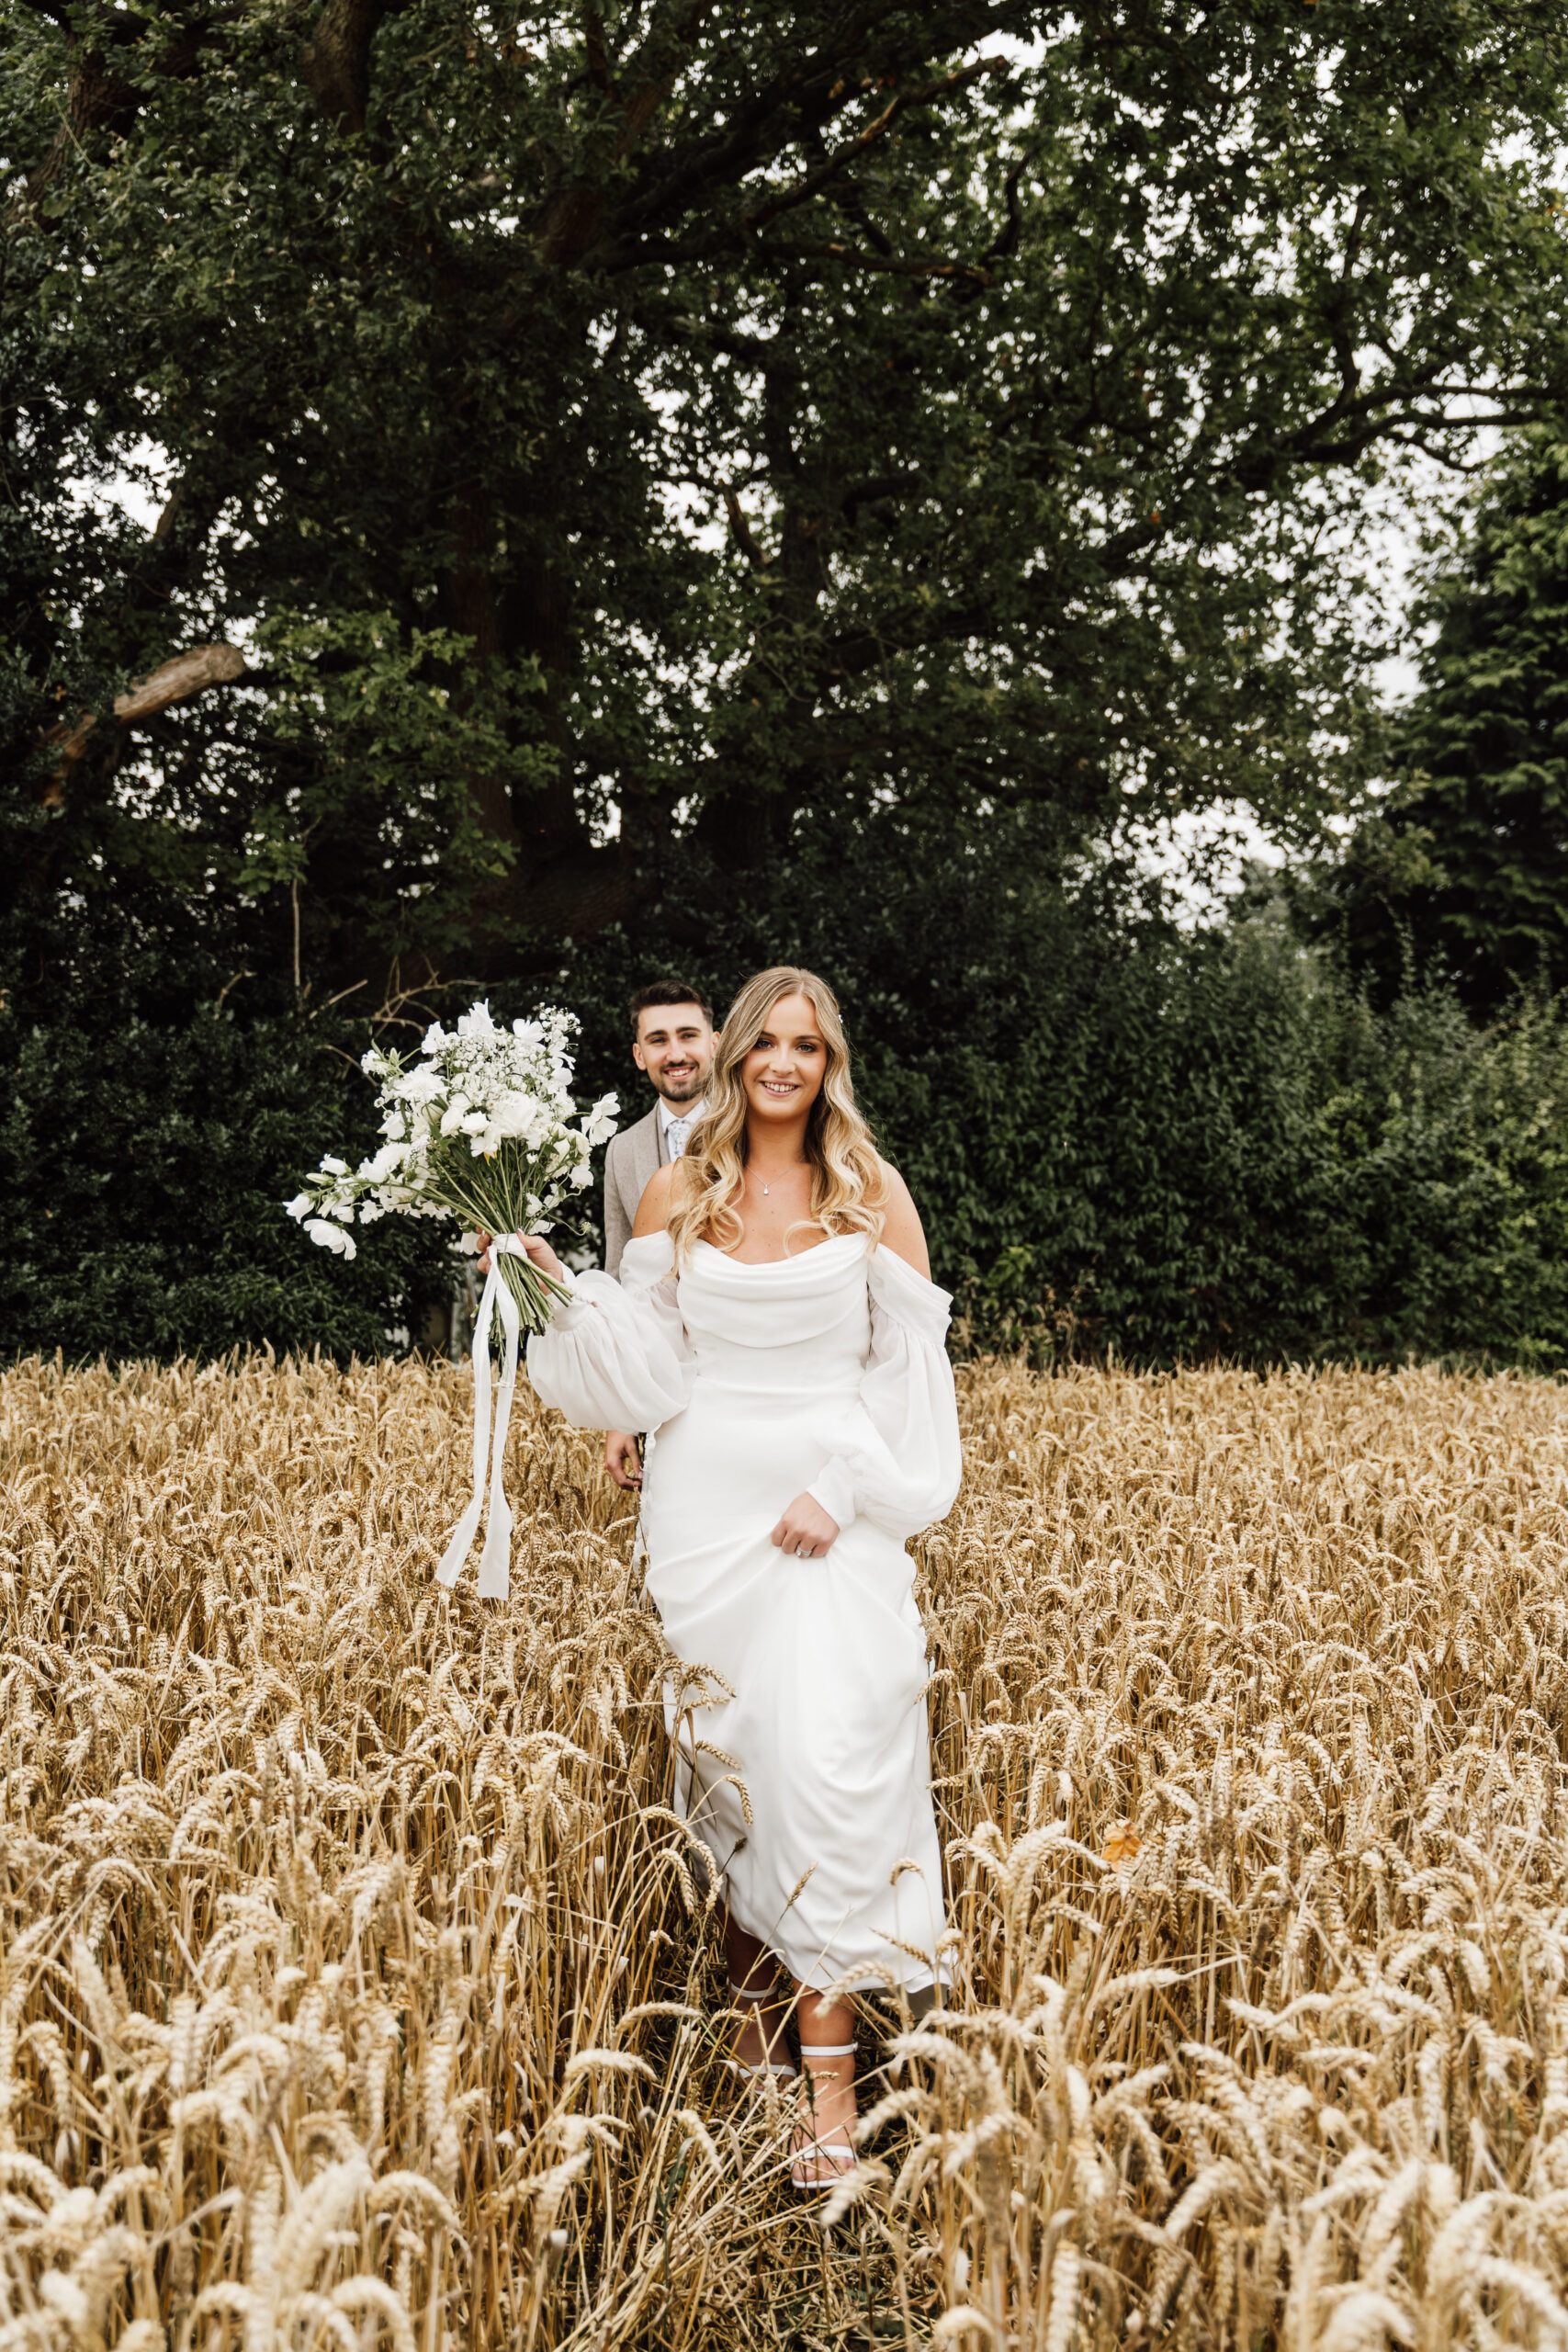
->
<box><xmin>423</xmin><ymin>1140</ymin><xmax>579</xmax><ymax>1340</ymax></box>
<box><xmin>493</xmin><ymin>1251</ymin><xmax>572</xmax><ymax>1339</ymax></box>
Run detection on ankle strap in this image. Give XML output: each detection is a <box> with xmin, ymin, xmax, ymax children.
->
<box><xmin>800</xmin><ymin>2040</ymin><xmax>857</xmax><ymax>2057</ymax></box>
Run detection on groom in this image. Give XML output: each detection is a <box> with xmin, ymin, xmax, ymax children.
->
<box><xmin>602</xmin><ymin>978</ymin><xmax>716</xmax><ymax>1488</ymax></box>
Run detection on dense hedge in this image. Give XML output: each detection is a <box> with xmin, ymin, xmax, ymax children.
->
<box><xmin>882</xmin><ymin>905</ymin><xmax>1568</xmax><ymax>1369</ymax></box>
<box><xmin>6</xmin><ymin>858</ymin><xmax>1567</xmax><ymax>1369</ymax></box>
<box><xmin>0</xmin><ymin>956</ymin><xmax>455</xmax><ymax>1364</ymax></box>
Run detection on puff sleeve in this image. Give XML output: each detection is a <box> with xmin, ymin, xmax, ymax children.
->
<box><xmin>804</xmin><ymin>1247</ymin><xmax>961</xmax><ymax>1541</ymax></box>
<box><xmin>525</xmin><ymin>1235</ymin><xmax>694</xmax><ymax>1432</ymax></box>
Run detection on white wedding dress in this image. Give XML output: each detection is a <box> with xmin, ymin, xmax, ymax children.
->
<box><xmin>526</xmin><ymin>1229</ymin><xmax>962</xmax><ymax>1992</ymax></box>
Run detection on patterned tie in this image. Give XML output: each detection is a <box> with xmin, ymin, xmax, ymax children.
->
<box><xmin>666</xmin><ymin>1115</ymin><xmax>692</xmax><ymax>1158</ymax></box>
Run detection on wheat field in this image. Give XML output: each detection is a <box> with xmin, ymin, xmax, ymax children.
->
<box><xmin>3</xmin><ymin>1353</ymin><xmax>1568</xmax><ymax>2350</ymax></box>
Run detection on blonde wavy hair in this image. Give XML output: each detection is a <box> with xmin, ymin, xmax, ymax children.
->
<box><xmin>669</xmin><ymin>966</ymin><xmax>886</xmax><ymax>1261</ymax></box>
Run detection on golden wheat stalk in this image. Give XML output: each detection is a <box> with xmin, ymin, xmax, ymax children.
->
<box><xmin>4</xmin><ymin>1353</ymin><xmax>1568</xmax><ymax>2347</ymax></box>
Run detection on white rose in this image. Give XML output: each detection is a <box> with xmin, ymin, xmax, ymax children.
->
<box><xmin>489</xmin><ymin>1090</ymin><xmax>534</xmax><ymax>1139</ymax></box>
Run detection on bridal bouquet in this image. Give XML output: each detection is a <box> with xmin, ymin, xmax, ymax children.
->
<box><xmin>285</xmin><ymin>1002</ymin><xmax>618</xmax><ymax>1602</ymax></box>
<box><xmin>286</xmin><ymin>1001</ymin><xmax>618</xmax><ymax>1333</ymax></box>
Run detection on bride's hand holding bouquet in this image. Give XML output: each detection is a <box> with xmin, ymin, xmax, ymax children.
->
<box><xmin>475</xmin><ymin>1228</ymin><xmax>569</xmax><ymax>1286</ymax></box>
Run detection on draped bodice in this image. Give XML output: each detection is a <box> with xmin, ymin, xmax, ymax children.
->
<box><xmin>532</xmin><ymin>1226</ymin><xmax>959</xmax><ymax>1548</ymax></box>
<box><xmin>675</xmin><ymin>1234</ymin><xmax>872</xmax><ymax>1397</ymax></box>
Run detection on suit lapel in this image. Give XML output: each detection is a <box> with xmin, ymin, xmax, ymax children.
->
<box><xmin>628</xmin><ymin>1105</ymin><xmax>661</xmax><ymax>1216</ymax></box>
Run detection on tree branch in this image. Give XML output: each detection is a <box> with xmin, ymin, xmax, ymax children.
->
<box><xmin>723</xmin><ymin>485</ymin><xmax>772</xmax><ymax>570</ymax></box>
<box><xmin>602</xmin><ymin>54</ymin><xmax>1007</xmax><ymax>271</ymax></box>
<box><xmin>605</xmin><ymin>0</ymin><xmax>919</xmax><ymax>237</ymax></box>
<box><xmin>41</xmin><ymin>643</ymin><xmax>247</xmax><ymax>802</ymax></box>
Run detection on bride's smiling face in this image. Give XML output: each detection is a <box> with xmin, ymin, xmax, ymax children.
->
<box><xmin>740</xmin><ymin>991</ymin><xmax>827</xmax><ymax>1127</ymax></box>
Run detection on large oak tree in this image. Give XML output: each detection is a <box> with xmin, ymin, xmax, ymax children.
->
<box><xmin>6</xmin><ymin>0</ymin><xmax>1568</xmax><ymax>994</ymax></box>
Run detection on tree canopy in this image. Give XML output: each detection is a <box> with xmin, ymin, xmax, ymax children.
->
<box><xmin>7</xmin><ymin>0</ymin><xmax>1568</xmax><ymax>1001</ymax></box>
<box><xmin>1307</xmin><ymin>428</ymin><xmax>1568</xmax><ymax>1014</ymax></box>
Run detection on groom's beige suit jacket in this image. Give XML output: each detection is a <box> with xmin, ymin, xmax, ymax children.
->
<box><xmin>604</xmin><ymin>1102</ymin><xmax>671</xmax><ymax>1279</ymax></box>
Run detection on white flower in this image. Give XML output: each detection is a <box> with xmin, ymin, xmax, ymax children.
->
<box><xmin>306</xmin><ymin>1217</ymin><xmax>358</xmax><ymax>1259</ymax></box>
<box><xmin>288</xmin><ymin>993</ymin><xmax>602</xmax><ymax>1288</ymax></box>
<box><xmin>582</xmin><ymin>1091</ymin><xmax>620</xmax><ymax>1147</ymax></box>
<box><xmin>487</xmin><ymin>1090</ymin><xmax>534</xmax><ymax>1141</ymax></box>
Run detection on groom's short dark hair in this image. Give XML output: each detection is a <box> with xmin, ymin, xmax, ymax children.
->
<box><xmin>629</xmin><ymin>978</ymin><xmax>714</xmax><ymax>1035</ymax></box>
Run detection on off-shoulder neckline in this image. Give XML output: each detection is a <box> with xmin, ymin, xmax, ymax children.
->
<box><xmin>692</xmin><ymin>1233</ymin><xmax>864</xmax><ymax>1270</ymax></box>
<box><xmin>621</xmin><ymin>1230</ymin><xmax>942</xmax><ymax>1295</ymax></box>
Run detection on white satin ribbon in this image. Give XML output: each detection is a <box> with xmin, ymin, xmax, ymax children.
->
<box><xmin>435</xmin><ymin>1234</ymin><xmax>526</xmax><ymax>1601</ymax></box>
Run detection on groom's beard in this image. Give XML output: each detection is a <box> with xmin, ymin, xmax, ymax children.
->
<box><xmin>657</xmin><ymin>1074</ymin><xmax>705</xmax><ymax>1103</ymax></box>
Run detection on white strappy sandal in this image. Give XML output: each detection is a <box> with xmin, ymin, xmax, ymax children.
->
<box><xmin>725</xmin><ymin>1978</ymin><xmax>798</xmax><ymax>2083</ymax></box>
<box><xmin>790</xmin><ymin>2039</ymin><xmax>858</xmax><ymax>2189</ymax></box>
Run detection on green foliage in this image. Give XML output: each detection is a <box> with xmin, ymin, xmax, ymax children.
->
<box><xmin>547</xmin><ymin>833</ymin><xmax>1568</xmax><ymax>1372</ymax></box>
<box><xmin>6</xmin><ymin>0</ymin><xmax>1568</xmax><ymax>1004</ymax></box>
<box><xmin>245</xmin><ymin>607</ymin><xmax>543</xmax><ymax>963</ymax></box>
<box><xmin>8</xmin><ymin>2</ymin><xmax>1568</xmax><ymax>1369</ymax></box>
<box><xmin>1305</xmin><ymin>428</ymin><xmax>1568</xmax><ymax>1015</ymax></box>
<box><xmin>0</xmin><ymin>950</ymin><xmax>455</xmax><ymax>1363</ymax></box>
<box><xmin>921</xmin><ymin>919</ymin><xmax>1568</xmax><ymax>1372</ymax></box>
<box><xmin>6</xmin><ymin>830</ymin><xmax>1568</xmax><ymax>1369</ymax></box>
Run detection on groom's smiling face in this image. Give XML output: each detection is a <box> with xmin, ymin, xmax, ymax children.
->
<box><xmin>633</xmin><ymin>1001</ymin><xmax>716</xmax><ymax>1105</ymax></box>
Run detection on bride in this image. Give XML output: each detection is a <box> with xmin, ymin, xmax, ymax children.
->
<box><xmin>511</xmin><ymin>964</ymin><xmax>961</xmax><ymax>2188</ymax></box>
